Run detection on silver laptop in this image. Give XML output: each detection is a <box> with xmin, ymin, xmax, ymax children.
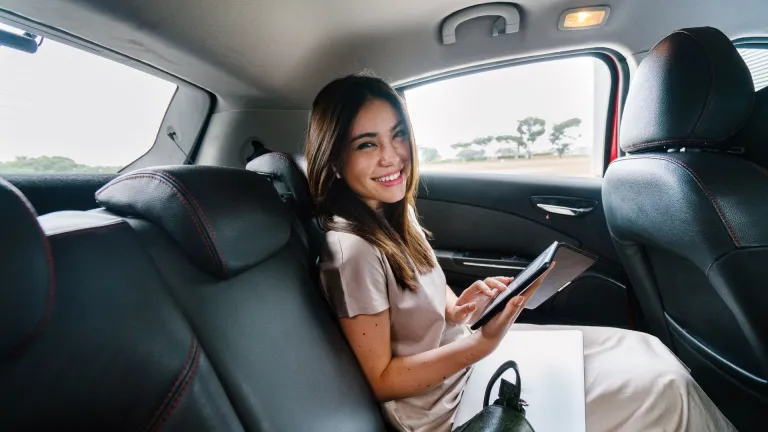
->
<box><xmin>454</xmin><ymin>329</ymin><xmax>585</xmax><ymax>432</ymax></box>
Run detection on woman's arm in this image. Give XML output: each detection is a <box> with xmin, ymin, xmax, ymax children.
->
<box><xmin>340</xmin><ymin>295</ymin><xmax>527</xmax><ymax>402</ymax></box>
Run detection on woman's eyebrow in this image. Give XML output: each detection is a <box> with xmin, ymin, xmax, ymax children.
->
<box><xmin>349</xmin><ymin>131</ymin><xmax>377</xmax><ymax>142</ymax></box>
<box><xmin>349</xmin><ymin>121</ymin><xmax>404</xmax><ymax>142</ymax></box>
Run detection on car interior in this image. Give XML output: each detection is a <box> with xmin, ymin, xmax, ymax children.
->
<box><xmin>1</xmin><ymin>0</ymin><xmax>767</xmax><ymax>431</ymax></box>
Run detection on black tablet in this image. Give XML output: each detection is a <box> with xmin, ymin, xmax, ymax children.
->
<box><xmin>469</xmin><ymin>242</ymin><xmax>597</xmax><ymax>330</ymax></box>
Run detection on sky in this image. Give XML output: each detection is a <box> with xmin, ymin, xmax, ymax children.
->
<box><xmin>0</xmin><ymin>22</ymin><xmax>176</xmax><ymax>167</ymax></box>
<box><xmin>1</xmin><ymin>20</ymin><xmax>605</xmax><ymax>168</ymax></box>
<box><xmin>405</xmin><ymin>56</ymin><xmax>606</xmax><ymax>159</ymax></box>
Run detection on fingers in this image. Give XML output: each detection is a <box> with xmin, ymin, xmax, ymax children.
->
<box><xmin>499</xmin><ymin>295</ymin><xmax>526</xmax><ymax>324</ymax></box>
<box><xmin>454</xmin><ymin>302</ymin><xmax>477</xmax><ymax>316</ymax></box>
<box><xmin>473</xmin><ymin>280</ymin><xmax>496</xmax><ymax>298</ymax></box>
<box><xmin>492</xmin><ymin>276</ymin><xmax>513</xmax><ymax>288</ymax></box>
<box><xmin>452</xmin><ymin>302</ymin><xmax>477</xmax><ymax>324</ymax></box>
<box><xmin>484</xmin><ymin>277</ymin><xmax>508</xmax><ymax>293</ymax></box>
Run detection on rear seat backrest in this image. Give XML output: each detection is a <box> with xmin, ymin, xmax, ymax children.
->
<box><xmin>246</xmin><ymin>152</ymin><xmax>325</xmax><ymax>262</ymax></box>
<box><xmin>0</xmin><ymin>177</ymin><xmax>241</xmax><ymax>430</ymax></box>
<box><xmin>96</xmin><ymin>166</ymin><xmax>385</xmax><ymax>431</ymax></box>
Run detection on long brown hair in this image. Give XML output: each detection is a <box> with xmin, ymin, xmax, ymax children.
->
<box><xmin>305</xmin><ymin>74</ymin><xmax>435</xmax><ymax>291</ymax></box>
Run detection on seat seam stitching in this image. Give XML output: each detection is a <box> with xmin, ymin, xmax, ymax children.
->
<box><xmin>143</xmin><ymin>338</ymin><xmax>197</xmax><ymax>431</ymax></box>
<box><xmin>150</xmin><ymin>171</ymin><xmax>228</xmax><ymax>277</ymax></box>
<box><xmin>158</xmin><ymin>341</ymin><xmax>201</xmax><ymax>428</ymax></box>
<box><xmin>96</xmin><ymin>174</ymin><xmax>217</xmax><ymax>268</ymax></box>
<box><xmin>636</xmin><ymin>155</ymin><xmax>742</xmax><ymax>247</ymax></box>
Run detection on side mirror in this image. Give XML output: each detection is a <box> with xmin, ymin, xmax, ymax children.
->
<box><xmin>0</xmin><ymin>28</ymin><xmax>39</xmax><ymax>54</ymax></box>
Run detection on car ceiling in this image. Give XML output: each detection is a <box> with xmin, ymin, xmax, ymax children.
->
<box><xmin>1</xmin><ymin>0</ymin><xmax>766</xmax><ymax>110</ymax></box>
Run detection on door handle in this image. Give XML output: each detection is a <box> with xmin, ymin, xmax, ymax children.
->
<box><xmin>535</xmin><ymin>203</ymin><xmax>594</xmax><ymax>217</ymax></box>
<box><xmin>530</xmin><ymin>196</ymin><xmax>597</xmax><ymax>218</ymax></box>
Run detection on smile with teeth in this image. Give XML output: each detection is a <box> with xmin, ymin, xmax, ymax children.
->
<box><xmin>374</xmin><ymin>170</ymin><xmax>402</xmax><ymax>182</ymax></box>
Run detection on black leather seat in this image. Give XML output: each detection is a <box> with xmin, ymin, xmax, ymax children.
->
<box><xmin>0</xmin><ymin>177</ymin><xmax>242</xmax><ymax>430</ymax></box>
<box><xmin>94</xmin><ymin>166</ymin><xmax>385</xmax><ymax>431</ymax></box>
<box><xmin>1</xmin><ymin>166</ymin><xmax>385</xmax><ymax>430</ymax></box>
<box><xmin>247</xmin><ymin>152</ymin><xmax>324</xmax><ymax>262</ymax></box>
<box><xmin>603</xmin><ymin>27</ymin><xmax>768</xmax><ymax>430</ymax></box>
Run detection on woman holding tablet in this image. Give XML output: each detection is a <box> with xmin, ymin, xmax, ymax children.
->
<box><xmin>306</xmin><ymin>74</ymin><xmax>734</xmax><ymax>432</ymax></box>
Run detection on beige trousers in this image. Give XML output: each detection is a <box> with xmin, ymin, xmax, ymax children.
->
<box><xmin>499</xmin><ymin>325</ymin><xmax>736</xmax><ymax>432</ymax></box>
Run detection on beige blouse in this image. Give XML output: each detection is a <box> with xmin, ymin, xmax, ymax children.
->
<box><xmin>318</xmin><ymin>217</ymin><xmax>471</xmax><ymax>432</ymax></box>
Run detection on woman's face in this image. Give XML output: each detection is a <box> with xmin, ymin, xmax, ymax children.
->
<box><xmin>341</xmin><ymin>98</ymin><xmax>411</xmax><ymax>209</ymax></box>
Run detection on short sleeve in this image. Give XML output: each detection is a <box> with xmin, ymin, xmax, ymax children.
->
<box><xmin>319</xmin><ymin>231</ymin><xmax>390</xmax><ymax>318</ymax></box>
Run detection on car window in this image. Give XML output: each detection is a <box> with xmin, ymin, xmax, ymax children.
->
<box><xmin>0</xmin><ymin>22</ymin><xmax>177</xmax><ymax>174</ymax></box>
<box><xmin>403</xmin><ymin>56</ymin><xmax>612</xmax><ymax>178</ymax></box>
<box><xmin>738</xmin><ymin>47</ymin><xmax>768</xmax><ymax>91</ymax></box>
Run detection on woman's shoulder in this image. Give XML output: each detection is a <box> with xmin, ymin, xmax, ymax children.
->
<box><xmin>323</xmin><ymin>228</ymin><xmax>382</xmax><ymax>262</ymax></box>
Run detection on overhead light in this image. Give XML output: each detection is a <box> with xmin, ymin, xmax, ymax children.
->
<box><xmin>559</xmin><ymin>6</ymin><xmax>610</xmax><ymax>31</ymax></box>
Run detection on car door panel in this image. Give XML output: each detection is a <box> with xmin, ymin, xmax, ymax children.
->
<box><xmin>416</xmin><ymin>172</ymin><xmax>629</xmax><ymax>328</ymax></box>
<box><xmin>419</xmin><ymin>200</ymin><xmax>580</xmax><ymax>259</ymax></box>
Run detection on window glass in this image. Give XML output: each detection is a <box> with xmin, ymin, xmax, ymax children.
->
<box><xmin>0</xmin><ymin>22</ymin><xmax>177</xmax><ymax>174</ymax></box>
<box><xmin>404</xmin><ymin>57</ymin><xmax>612</xmax><ymax>178</ymax></box>
<box><xmin>738</xmin><ymin>47</ymin><xmax>768</xmax><ymax>91</ymax></box>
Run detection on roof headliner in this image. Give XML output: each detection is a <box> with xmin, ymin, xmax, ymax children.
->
<box><xmin>2</xmin><ymin>0</ymin><xmax>767</xmax><ymax>110</ymax></box>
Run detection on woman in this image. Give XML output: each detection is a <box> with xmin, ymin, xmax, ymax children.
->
<box><xmin>305</xmin><ymin>74</ymin><xmax>734</xmax><ymax>432</ymax></box>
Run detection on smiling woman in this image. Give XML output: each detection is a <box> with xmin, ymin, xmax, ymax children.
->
<box><xmin>304</xmin><ymin>72</ymin><xmax>739</xmax><ymax>432</ymax></box>
<box><xmin>343</xmin><ymin>99</ymin><xmax>410</xmax><ymax>209</ymax></box>
<box><xmin>305</xmin><ymin>74</ymin><xmax>434</xmax><ymax>293</ymax></box>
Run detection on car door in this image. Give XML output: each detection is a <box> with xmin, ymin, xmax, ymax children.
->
<box><xmin>401</xmin><ymin>52</ymin><xmax>633</xmax><ymax>329</ymax></box>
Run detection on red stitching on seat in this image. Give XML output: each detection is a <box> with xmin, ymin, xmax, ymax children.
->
<box><xmin>158</xmin><ymin>342</ymin><xmax>201</xmax><ymax>429</ymax></box>
<box><xmin>633</xmin><ymin>155</ymin><xmax>742</xmax><ymax>247</ymax></box>
<box><xmin>144</xmin><ymin>339</ymin><xmax>197</xmax><ymax>431</ymax></box>
<box><xmin>96</xmin><ymin>175</ymin><xmax>217</xmax><ymax>266</ymax></box>
<box><xmin>149</xmin><ymin>172</ymin><xmax>227</xmax><ymax>277</ymax></box>
<box><xmin>748</xmin><ymin>161</ymin><xmax>768</xmax><ymax>179</ymax></box>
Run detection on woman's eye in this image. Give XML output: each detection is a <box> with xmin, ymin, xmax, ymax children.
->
<box><xmin>393</xmin><ymin>129</ymin><xmax>408</xmax><ymax>140</ymax></box>
<box><xmin>355</xmin><ymin>141</ymin><xmax>376</xmax><ymax>150</ymax></box>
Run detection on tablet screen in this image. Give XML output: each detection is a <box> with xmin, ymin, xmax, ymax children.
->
<box><xmin>478</xmin><ymin>242</ymin><xmax>557</xmax><ymax>315</ymax></box>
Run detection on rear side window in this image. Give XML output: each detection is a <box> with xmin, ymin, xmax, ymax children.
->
<box><xmin>0</xmin><ymin>22</ymin><xmax>176</xmax><ymax>174</ymax></box>
<box><xmin>738</xmin><ymin>47</ymin><xmax>768</xmax><ymax>91</ymax></box>
<box><xmin>403</xmin><ymin>56</ymin><xmax>612</xmax><ymax>178</ymax></box>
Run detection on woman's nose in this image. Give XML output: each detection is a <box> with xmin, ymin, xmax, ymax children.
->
<box><xmin>379</xmin><ymin>140</ymin><xmax>399</xmax><ymax>166</ymax></box>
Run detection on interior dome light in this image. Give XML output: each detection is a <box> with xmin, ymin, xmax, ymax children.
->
<box><xmin>559</xmin><ymin>6</ymin><xmax>610</xmax><ymax>30</ymax></box>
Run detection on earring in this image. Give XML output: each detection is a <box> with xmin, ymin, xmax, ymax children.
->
<box><xmin>335</xmin><ymin>172</ymin><xmax>341</xmax><ymax>179</ymax></box>
<box><xmin>333</xmin><ymin>167</ymin><xmax>341</xmax><ymax>179</ymax></box>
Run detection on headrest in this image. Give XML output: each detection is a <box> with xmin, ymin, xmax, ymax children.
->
<box><xmin>246</xmin><ymin>152</ymin><xmax>314</xmax><ymax>218</ymax></box>
<box><xmin>0</xmin><ymin>177</ymin><xmax>54</xmax><ymax>355</ymax></box>
<box><xmin>621</xmin><ymin>27</ymin><xmax>754</xmax><ymax>153</ymax></box>
<box><xmin>96</xmin><ymin>166</ymin><xmax>290</xmax><ymax>279</ymax></box>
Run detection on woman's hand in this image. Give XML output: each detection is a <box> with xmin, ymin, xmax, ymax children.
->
<box><xmin>477</xmin><ymin>263</ymin><xmax>556</xmax><ymax>350</ymax></box>
<box><xmin>446</xmin><ymin>276</ymin><xmax>512</xmax><ymax>325</ymax></box>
